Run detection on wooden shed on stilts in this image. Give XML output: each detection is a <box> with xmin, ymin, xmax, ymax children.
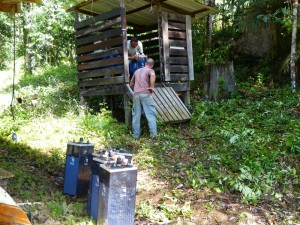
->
<box><xmin>68</xmin><ymin>0</ymin><xmax>217</xmax><ymax>124</ymax></box>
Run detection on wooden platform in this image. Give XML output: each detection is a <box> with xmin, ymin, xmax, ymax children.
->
<box><xmin>153</xmin><ymin>87</ymin><xmax>191</xmax><ymax>123</ymax></box>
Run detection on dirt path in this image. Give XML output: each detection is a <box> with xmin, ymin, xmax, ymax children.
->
<box><xmin>135</xmin><ymin>169</ymin><xmax>272</xmax><ymax>225</ymax></box>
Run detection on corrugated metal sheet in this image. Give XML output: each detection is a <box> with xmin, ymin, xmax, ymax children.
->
<box><xmin>69</xmin><ymin>0</ymin><xmax>218</xmax><ymax>26</ymax></box>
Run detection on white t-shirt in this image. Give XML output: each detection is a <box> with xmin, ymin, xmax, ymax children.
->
<box><xmin>127</xmin><ymin>40</ymin><xmax>143</xmax><ymax>56</ymax></box>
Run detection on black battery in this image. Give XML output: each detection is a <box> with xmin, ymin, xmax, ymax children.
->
<box><xmin>63</xmin><ymin>138</ymin><xmax>94</xmax><ymax>196</ymax></box>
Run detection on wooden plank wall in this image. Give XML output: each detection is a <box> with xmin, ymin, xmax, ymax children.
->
<box><xmin>160</xmin><ymin>12</ymin><xmax>194</xmax><ymax>82</ymax></box>
<box><xmin>75</xmin><ymin>7</ymin><xmax>128</xmax><ymax>95</ymax></box>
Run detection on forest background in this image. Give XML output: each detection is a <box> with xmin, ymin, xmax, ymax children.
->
<box><xmin>0</xmin><ymin>0</ymin><xmax>299</xmax><ymax>224</ymax></box>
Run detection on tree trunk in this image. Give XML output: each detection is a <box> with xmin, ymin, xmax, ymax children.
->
<box><xmin>290</xmin><ymin>0</ymin><xmax>298</xmax><ymax>92</ymax></box>
<box><xmin>22</xmin><ymin>4</ymin><xmax>33</xmax><ymax>74</ymax></box>
<box><xmin>205</xmin><ymin>62</ymin><xmax>236</xmax><ymax>101</ymax></box>
<box><xmin>205</xmin><ymin>0</ymin><xmax>215</xmax><ymax>47</ymax></box>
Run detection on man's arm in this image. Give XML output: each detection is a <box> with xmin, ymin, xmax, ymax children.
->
<box><xmin>128</xmin><ymin>55</ymin><xmax>139</xmax><ymax>60</ymax></box>
<box><xmin>147</xmin><ymin>72</ymin><xmax>156</xmax><ymax>94</ymax></box>
<box><xmin>138</xmin><ymin>41</ymin><xmax>144</xmax><ymax>55</ymax></box>
<box><xmin>130</xmin><ymin>74</ymin><xmax>135</xmax><ymax>88</ymax></box>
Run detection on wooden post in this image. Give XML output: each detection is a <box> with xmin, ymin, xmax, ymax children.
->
<box><xmin>161</xmin><ymin>12</ymin><xmax>170</xmax><ymax>81</ymax></box>
<box><xmin>124</xmin><ymin>94</ymin><xmax>131</xmax><ymax>126</ymax></box>
<box><xmin>120</xmin><ymin>1</ymin><xmax>131</xmax><ymax>125</ymax></box>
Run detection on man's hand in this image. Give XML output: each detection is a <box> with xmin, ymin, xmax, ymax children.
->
<box><xmin>133</xmin><ymin>55</ymin><xmax>139</xmax><ymax>61</ymax></box>
<box><xmin>147</xmin><ymin>87</ymin><xmax>154</xmax><ymax>94</ymax></box>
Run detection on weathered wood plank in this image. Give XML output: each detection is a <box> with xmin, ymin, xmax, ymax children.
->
<box><xmin>153</xmin><ymin>91</ymin><xmax>177</xmax><ymax>122</ymax></box>
<box><xmin>153</xmin><ymin>89</ymin><xmax>177</xmax><ymax>122</ymax></box>
<box><xmin>165</xmin><ymin>87</ymin><xmax>191</xmax><ymax>119</ymax></box>
<box><xmin>155</xmin><ymin>88</ymin><xmax>182</xmax><ymax>121</ymax></box>
<box><xmin>169</xmin><ymin>65</ymin><xmax>189</xmax><ymax>73</ymax></box>
<box><xmin>80</xmin><ymin>85</ymin><xmax>125</xmax><ymax>96</ymax></box>
<box><xmin>77</xmin><ymin>56</ymin><xmax>123</xmax><ymax>71</ymax></box>
<box><xmin>169</xmin><ymin>39</ymin><xmax>187</xmax><ymax>48</ymax></box>
<box><xmin>78</xmin><ymin>66</ymin><xmax>124</xmax><ymax>79</ymax></box>
<box><xmin>169</xmin><ymin>57</ymin><xmax>188</xmax><ymax>65</ymax></box>
<box><xmin>169</xmin><ymin>48</ymin><xmax>187</xmax><ymax>56</ymax></box>
<box><xmin>163</xmin><ymin>87</ymin><xmax>191</xmax><ymax>120</ymax></box>
<box><xmin>160</xmin><ymin>87</ymin><xmax>190</xmax><ymax>120</ymax></box>
<box><xmin>76</xmin><ymin>36</ymin><xmax>123</xmax><ymax>55</ymax></box>
<box><xmin>186</xmin><ymin>15</ymin><xmax>194</xmax><ymax>81</ymax></box>
<box><xmin>121</xmin><ymin>7</ymin><xmax>129</xmax><ymax>83</ymax></box>
<box><xmin>169</xmin><ymin>30</ymin><xmax>186</xmax><ymax>40</ymax></box>
<box><xmin>155</xmin><ymin>83</ymin><xmax>190</xmax><ymax>92</ymax></box>
<box><xmin>168</xmin><ymin>13</ymin><xmax>186</xmax><ymax>23</ymax></box>
<box><xmin>75</xmin><ymin>17</ymin><xmax>121</xmax><ymax>38</ymax></box>
<box><xmin>169</xmin><ymin>74</ymin><xmax>189</xmax><ymax>81</ymax></box>
<box><xmin>153</xmin><ymin>95</ymin><xmax>174</xmax><ymax>122</ymax></box>
<box><xmin>75</xmin><ymin>7</ymin><xmax>121</xmax><ymax>30</ymax></box>
<box><xmin>162</xmin><ymin>12</ymin><xmax>170</xmax><ymax>81</ymax></box>
<box><xmin>77</xmin><ymin>47</ymin><xmax>123</xmax><ymax>63</ymax></box>
<box><xmin>79</xmin><ymin>76</ymin><xmax>124</xmax><ymax>88</ymax></box>
<box><xmin>76</xmin><ymin>28</ymin><xmax>122</xmax><ymax>46</ymax></box>
<box><xmin>168</xmin><ymin>22</ymin><xmax>186</xmax><ymax>31</ymax></box>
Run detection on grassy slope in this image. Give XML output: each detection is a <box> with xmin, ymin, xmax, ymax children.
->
<box><xmin>0</xmin><ymin>64</ymin><xmax>299</xmax><ymax>224</ymax></box>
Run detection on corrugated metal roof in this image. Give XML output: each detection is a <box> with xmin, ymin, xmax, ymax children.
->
<box><xmin>68</xmin><ymin>0</ymin><xmax>218</xmax><ymax>26</ymax></box>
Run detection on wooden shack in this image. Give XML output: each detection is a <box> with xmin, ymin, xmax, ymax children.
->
<box><xmin>68</xmin><ymin>0</ymin><xmax>217</xmax><ymax>124</ymax></box>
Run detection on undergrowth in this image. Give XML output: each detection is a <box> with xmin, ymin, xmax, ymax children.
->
<box><xmin>187</xmin><ymin>85</ymin><xmax>300</xmax><ymax>203</ymax></box>
<box><xmin>0</xmin><ymin>64</ymin><xmax>299</xmax><ymax>224</ymax></box>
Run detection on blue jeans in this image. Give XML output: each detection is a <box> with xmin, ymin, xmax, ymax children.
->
<box><xmin>132</xmin><ymin>93</ymin><xmax>157</xmax><ymax>138</ymax></box>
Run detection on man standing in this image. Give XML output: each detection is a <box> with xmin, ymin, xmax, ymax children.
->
<box><xmin>130</xmin><ymin>58</ymin><xmax>157</xmax><ymax>139</ymax></box>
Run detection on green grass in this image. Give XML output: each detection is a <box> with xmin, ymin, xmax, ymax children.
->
<box><xmin>0</xmin><ymin>64</ymin><xmax>299</xmax><ymax>224</ymax></box>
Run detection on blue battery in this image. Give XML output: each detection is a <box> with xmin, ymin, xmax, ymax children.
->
<box><xmin>63</xmin><ymin>139</ymin><xmax>94</xmax><ymax>196</ymax></box>
<box><xmin>129</xmin><ymin>56</ymin><xmax>147</xmax><ymax>77</ymax></box>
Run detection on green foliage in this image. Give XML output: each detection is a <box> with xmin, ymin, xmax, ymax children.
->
<box><xmin>21</xmin><ymin>0</ymin><xmax>75</xmax><ymax>68</ymax></box>
<box><xmin>79</xmin><ymin>106</ymin><xmax>128</xmax><ymax>145</ymax></box>
<box><xmin>1</xmin><ymin>64</ymin><xmax>78</xmax><ymax>118</ymax></box>
<box><xmin>136</xmin><ymin>193</ymin><xmax>191</xmax><ymax>224</ymax></box>
<box><xmin>0</xmin><ymin>14</ymin><xmax>13</xmax><ymax>69</ymax></box>
<box><xmin>189</xmin><ymin>85</ymin><xmax>300</xmax><ymax>203</ymax></box>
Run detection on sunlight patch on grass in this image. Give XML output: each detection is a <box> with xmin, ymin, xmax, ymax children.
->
<box><xmin>17</xmin><ymin>114</ymin><xmax>82</xmax><ymax>151</ymax></box>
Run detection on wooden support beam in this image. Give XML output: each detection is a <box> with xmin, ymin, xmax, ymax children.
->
<box><xmin>0</xmin><ymin>2</ymin><xmax>20</xmax><ymax>13</ymax></box>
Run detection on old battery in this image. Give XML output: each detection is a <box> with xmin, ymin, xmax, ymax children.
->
<box><xmin>97</xmin><ymin>164</ymin><xmax>138</xmax><ymax>225</ymax></box>
<box><xmin>88</xmin><ymin>156</ymin><xmax>116</xmax><ymax>220</ymax></box>
<box><xmin>63</xmin><ymin>138</ymin><xmax>94</xmax><ymax>196</ymax></box>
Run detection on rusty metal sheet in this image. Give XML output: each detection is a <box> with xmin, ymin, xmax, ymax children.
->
<box><xmin>0</xmin><ymin>203</ymin><xmax>31</xmax><ymax>225</ymax></box>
